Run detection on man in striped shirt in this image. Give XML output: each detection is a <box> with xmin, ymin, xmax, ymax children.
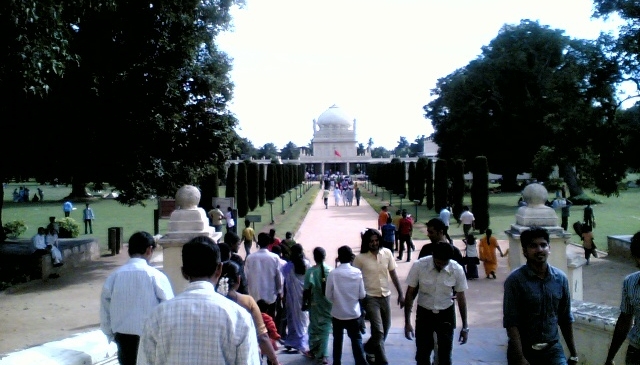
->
<box><xmin>100</xmin><ymin>231</ymin><xmax>174</xmax><ymax>365</ymax></box>
<box><xmin>605</xmin><ymin>232</ymin><xmax>640</xmax><ymax>365</ymax></box>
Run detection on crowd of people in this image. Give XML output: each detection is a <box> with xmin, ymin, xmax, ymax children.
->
<box><xmin>12</xmin><ymin>186</ymin><xmax>44</xmax><ymax>202</ymax></box>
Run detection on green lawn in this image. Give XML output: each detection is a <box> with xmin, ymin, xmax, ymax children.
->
<box><xmin>2</xmin><ymin>181</ymin><xmax>318</xmax><ymax>254</ymax></box>
<box><xmin>359</xmin><ymin>182</ymin><xmax>640</xmax><ymax>250</ymax></box>
<box><xmin>3</xmin><ymin>180</ymin><xmax>638</xmax><ymax>252</ymax></box>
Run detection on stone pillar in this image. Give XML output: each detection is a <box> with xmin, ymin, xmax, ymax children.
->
<box><xmin>346</xmin><ymin>162</ymin><xmax>350</xmax><ymax>175</ymax></box>
<box><xmin>158</xmin><ymin>185</ymin><xmax>222</xmax><ymax>294</ymax></box>
<box><xmin>504</xmin><ymin>183</ymin><xmax>586</xmax><ymax>300</ymax></box>
<box><xmin>321</xmin><ymin>163</ymin><xmax>325</xmax><ymax>177</ymax></box>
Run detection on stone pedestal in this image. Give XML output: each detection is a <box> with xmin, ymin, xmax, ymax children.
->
<box><xmin>505</xmin><ymin>183</ymin><xmax>586</xmax><ymax>300</ymax></box>
<box><xmin>157</xmin><ymin>185</ymin><xmax>221</xmax><ymax>294</ymax></box>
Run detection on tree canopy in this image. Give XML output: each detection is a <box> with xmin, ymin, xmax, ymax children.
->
<box><xmin>425</xmin><ymin>20</ymin><xmax>624</xmax><ymax>196</ymax></box>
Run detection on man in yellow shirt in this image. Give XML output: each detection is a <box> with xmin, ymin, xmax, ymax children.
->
<box><xmin>241</xmin><ymin>220</ymin><xmax>257</xmax><ymax>257</ymax></box>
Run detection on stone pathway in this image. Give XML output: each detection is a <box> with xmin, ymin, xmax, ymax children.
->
<box><xmin>0</xmin><ymin>187</ymin><xmax>636</xmax><ymax>364</ymax></box>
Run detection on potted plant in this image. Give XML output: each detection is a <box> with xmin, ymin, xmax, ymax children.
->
<box><xmin>56</xmin><ymin>218</ymin><xmax>80</xmax><ymax>238</ymax></box>
<box><xmin>3</xmin><ymin>220</ymin><xmax>28</xmax><ymax>239</ymax></box>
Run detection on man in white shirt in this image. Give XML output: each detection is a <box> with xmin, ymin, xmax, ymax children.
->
<box><xmin>439</xmin><ymin>207</ymin><xmax>453</xmax><ymax>244</ymax></box>
<box><xmin>458</xmin><ymin>206</ymin><xmax>475</xmax><ymax>238</ymax></box>
<box><xmin>244</xmin><ymin>232</ymin><xmax>283</xmax><ymax>318</ymax></box>
<box><xmin>326</xmin><ymin>245</ymin><xmax>368</xmax><ymax>365</ymax></box>
<box><xmin>404</xmin><ymin>241</ymin><xmax>469</xmax><ymax>365</ymax></box>
<box><xmin>100</xmin><ymin>231</ymin><xmax>174</xmax><ymax>365</ymax></box>
<box><xmin>137</xmin><ymin>238</ymin><xmax>260</xmax><ymax>365</ymax></box>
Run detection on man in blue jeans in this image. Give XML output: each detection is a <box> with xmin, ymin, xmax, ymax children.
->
<box><xmin>326</xmin><ymin>245</ymin><xmax>368</xmax><ymax>365</ymax></box>
<box><xmin>503</xmin><ymin>227</ymin><xmax>578</xmax><ymax>365</ymax></box>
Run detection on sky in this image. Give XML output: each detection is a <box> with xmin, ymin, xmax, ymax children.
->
<box><xmin>216</xmin><ymin>0</ymin><xmax>622</xmax><ymax>150</ymax></box>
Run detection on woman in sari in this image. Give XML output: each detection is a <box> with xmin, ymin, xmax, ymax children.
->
<box><xmin>303</xmin><ymin>247</ymin><xmax>333</xmax><ymax>365</ymax></box>
<box><xmin>282</xmin><ymin>244</ymin><xmax>310</xmax><ymax>354</ymax></box>
<box><xmin>478</xmin><ymin>228</ymin><xmax>504</xmax><ymax>279</ymax></box>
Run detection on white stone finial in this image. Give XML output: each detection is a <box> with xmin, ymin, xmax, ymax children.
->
<box><xmin>175</xmin><ymin>185</ymin><xmax>200</xmax><ymax>210</ymax></box>
<box><xmin>522</xmin><ymin>183</ymin><xmax>548</xmax><ymax>207</ymax></box>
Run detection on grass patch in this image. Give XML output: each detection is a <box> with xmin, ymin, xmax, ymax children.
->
<box><xmin>2</xmin><ymin>182</ymin><xmax>318</xmax><ymax>253</ymax></box>
<box><xmin>360</xmin><ymin>183</ymin><xmax>640</xmax><ymax>250</ymax></box>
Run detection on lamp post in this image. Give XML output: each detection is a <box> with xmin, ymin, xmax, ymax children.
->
<box><xmin>295</xmin><ymin>186</ymin><xmax>299</xmax><ymax>201</ymax></box>
<box><xmin>389</xmin><ymin>190</ymin><xmax>394</xmax><ymax>206</ymax></box>
<box><xmin>381</xmin><ymin>188</ymin><xmax>385</xmax><ymax>201</ymax></box>
<box><xmin>267</xmin><ymin>200</ymin><xmax>275</xmax><ymax>224</ymax></box>
<box><xmin>280</xmin><ymin>194</ymin><xmax>286</xmax><ymax>214</ymax></box>
<box><xmin>413</xmin><ymin>200</ymin><xmax>420</xmax><ymax>222</ymax></box>
<box><xmin>374</xmin><ymin>185</ymin><xmax>378</xmax><ymax>196</ymax></box>
<box><xmin>288</xmin><ymin>190</ymin><xmax>293</xmax><ymax>207</ymax></box>
<box><xmin>398</xmin><ymin>193</ymin><xmax>405</xmax><ymax>210</ymax></box>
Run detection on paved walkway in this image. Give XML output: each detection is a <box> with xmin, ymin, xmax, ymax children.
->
<box><xmin>1</xmin><ymin>187</ymin><xmax>636</xmax><ymax>364</ymax></box>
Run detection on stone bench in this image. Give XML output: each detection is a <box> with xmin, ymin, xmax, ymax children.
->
<box><xmin>607</xmin><ymin>235</ymin><xmax>633</xmax><ymax>263</ymax></box>
<box><xmin>0</xmin><ymin>238</ymin><xmax>100</xmax><ymax>282</ymax></box>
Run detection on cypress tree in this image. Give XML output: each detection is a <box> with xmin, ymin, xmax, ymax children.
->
<box><xmin>415</xmin><ymin>157</ymin><xmax>427</xmax><ymax>204</ymax></box>
<box><xmin>452</xmin><ymin>159</ymin><xmax>465</xmax><ymax>222</ymax></box>
<box><xmin>237</xmin><ymin>162</ymin><xmax>249</xmax><ymax>218</ymax></box>
<box><xmin>248</xmin><ymin>162</ymin><xmax>259</xmax><ymax>211</ymax></box>
<box><xmin>426</xmin><ymin>159</ymin><xmax>434</xmax><ymax>210</ymax></box>
<box><xmin>434</xmin><ymin>159</ymin><xmax>448</xmax><ymax>213</ymax></box>
<box><xmin>398</xmin><ymin>161</ymin><xmax>407</xmax><ymax>197</ymax></box>
<box><xmin>471</xmin><ymin>156</ymin><xmax>490</xmax><ymax>233</ymax></box>
<box><xmin>266</xmin><ymin>163</ymin><xmax>275</xmax><ymax>201</ymax></box>
<box><xmin>408</xmin><ymin>162</ymin><xmax>416</xmax><ymax>201</ymax></box>
<box><xmin>225</xmin><ymin>163</ymin><xmax>237</xmax><ymax>204</ymax></box>
<box><xmin>258</xmin><ymin>164</ymin><xmax>266</xmax><ymax>206</ymax></box>
<box><xmin>276</xmin><ymin>164</ymin><xmax>284</xmax><ymax>196</ymax></box>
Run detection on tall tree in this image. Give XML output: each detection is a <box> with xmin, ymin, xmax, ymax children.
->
<box><xmin>426</xmin><ymin>159</ymin><xmax>434</xmax><ymax>210</ymax></box>
<box><xmin>280</xmin><ymin>142</ymin><xmax>300</xmax><ymax>160</ymax></box>
<box><xmin>434</xmin><ymin>159</ymin><xmax>448</xmax><ymax>213</ymax></box>
<box><xmin>425</xmin><ymin>20</ymin><xmax>622</xmax><ymax>196</ymax></box>
<box><xmin>226</xmin><ymin>163</ymin><xmax>237</xmax><ymax>204</ymax></box>
<box><xmin>407</xmin><ymin>162</ymin><xmax>416</xmax><ymax>201</ymax></box>
<box><xmin>452</xmin><ymin>159</ymin><xmax>465</xmax><ymax>222</ymax></box>
<box><xmin>357</xmin><ymin>143</ymin><xmax>366</xmax><ymax>156</ymax></box>
<box><xmin>266</xmin><ymin>163</ymin><xmax>275</xmax><ymax>201</ymax></box>
<box><xmin>471</xmin><ymin>156</ymin><xmax>490</xmax><ymax>233</ymax></box>
<box><xmin>371</xmin><ymin>147</ymin><xmax>391</xmax><ymax>158</ymax></box>
<box><xmin>394</xmin><ymin>137</ymin><xmax>411</xmax><ymax>158</ymax></box>
<box><xmin>259</xmin><ymin>143</ymin><xmax>279</xmax><ymax>160</ymax></box>
<box><xmin>236</xmin><ymin>162</ymin><xmax>248</xmax><ymax>218</ymax></box>
<box><xmin>248</xmin><ymin>162</ymin><xmax>259</xmax><ymax>211</ymax></box>
<box><xmin>259</xmin><ymin>164</ymin><xmax>266</xmax><ymax>206</ymax></box>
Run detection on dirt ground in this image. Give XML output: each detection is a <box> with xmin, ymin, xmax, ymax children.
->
<box><xmin>0</xmin><ymin>193</ymin><xmax>635</xmax><ymax>356</ymax></box>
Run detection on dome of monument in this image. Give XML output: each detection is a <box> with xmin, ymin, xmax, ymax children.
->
<box><xmin>317</xmin><ymin>104</ymin><xmax>352</xmax><ymax>127</ymax></box>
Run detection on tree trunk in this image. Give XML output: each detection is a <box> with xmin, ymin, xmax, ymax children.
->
<box><xmin>66</xmin><ymin>181</ymin><xmax>92</xmax><ymax>200</ymax></box>
<box><xmin>499</xmin><ymin>171</ymin><xmax>520</xmax><ymax>192</ymax></box>
<box><xmin>559</xmin><ymin>161</ymin><xmax>584</xmax><ymax>198</ymax></box>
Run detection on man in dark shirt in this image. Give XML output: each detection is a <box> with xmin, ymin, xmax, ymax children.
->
<box><xmin>420</xmin><ymin>218</ymin><xmax>463</xmax><ymax>266</ymax></box>
<box><xmin>503</xmin><ymin>227</ymin><xmax>578</xmax><ymax>365</ymax></box>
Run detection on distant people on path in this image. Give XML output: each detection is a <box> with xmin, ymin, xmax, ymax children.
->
<box><xmin>83</xmin><ymin>203</ymin><xmax>95</xmax><ymax>234</ymax></box>
<box><xmin>137</xmin><ymin>237</ymin><xmax>260</xmax><ymax>365</ymax></box>
<box><xmin>377</xmin><ymin>206</ymin><xmax>390</xmax><ymax>231</ymax></box>
<box><xmin>503</xmin><ymin>227</ymin><xmax>578</xmax><ymax>365</ymax></box>
<box><xmin>245</xmin><ymin>232</ymin><xmax>283</xmax><ymax>319</ymax></box>
<box><xmin>326</xmin><ymin>245</ymin><xmax>368</xmax><ymax>365</ymax></box>
<box><xmin>323</xmin><ymin>189</ymin><xmax>329</xmax><ymax>209</ymax></box>
<box><xmin>208</xmin><ymin>205</ymin><xmax>225</xmax><ymax>232</ymax></box>
<box><xmin>404</xmin><ymin>241</ymin><xmax>469</xmax><ymax>365</ymax></box>
<box><xmin>282</xmin><ymin>244</ymin><xmax>310</xmax><ymax>355</ymax></box>
<box><xmin>46</xmin><ymin>227</ymin><xmax>63</xmax><ymax>268</ymax></box>
<box><xmin>392</xmin><ymin>210</ymin><xmax>402</xmax><ymax>252</ymax></box>
<box><xmin>241</xmin><ymin>220</ymin><xmax>257</xmax><ymax>257</ymax></box>
<box><xmin>380</xmin><ymin>217</ymin><xmax>396</xmax><ymax>253</ymax></box>
<box><xmin>463</xmin><ymin>234</ymin><xmax>480</xmax><ymax>280</ymax></box>
<box><xmin>217</xmin><ymin>261</ymin><xmax>281</xmax><ymax>365</ymax></box>
<box><xmin>333</xmin><ymin>187</ymin><xmax>342</xmax><ymax>206</ymax></box>
<box><xmin>580</xmin><ymin>224</ymin><xmax>597</xmax><ymax>265</ymax></box>
<box><xmin>303</xmin><ymin>247</ymin><xmax>333</xmax><ymax>364</ymax></box>
<box><xmin>225</xmin><ymin>207</ymin><xmax>236</xmax><ymax>234</ymax></box>
<box><xmin>280</xmin><ymin>231</ymin><xmax>296</xmax><ymax>261</ymax></box>
<box><xmin>267</xmin><ymin>229</ymin><xmax>281</xmax><ymax>251</ymax></box>
<box><xmin>354</xmin><ymin>228</ymin><xmax>405</xmax><ymax>365</ymax></box>
<box><xmin>604</xmin><ymin>232</ymin><xmax>640</xmax><ymax>365</ymax></box>
<box><xmin>439</xmin><ymin>206</ymin><xmax>453</xmax><ymax>245</ymax></box>
<box><xmin>100</xmin><ymin>231</ymin><xmax>174</xmax><ymax>365</ymax></box>
<box><xmin>38</xmin><ymin>187</ymin><xmax>44</xmax><ymax>202</ymax></box>
<box><xmin>478</xmin><ymin>229</ymin><xmax>504</xmax><ymax>279</ymax></box>
<box><xmin>583</xmin><ymin>202</ymin><xmax>595</xmax><ymax>228</ymax></box>
<box><xmin>458</xmin><ymin>206</ymin><xmax>475</xmax><ymax>237</ymax></box>
<box><xmin>552</xmin><ymin>194</ymin><xmax>573</xmax><ymax>231</ymax></box>
<box><xmin>345</xmin><ymin>188</ymin><xmax>354</xmax><ymax>206</ymax></box>
<box><xmin>397</xmin><ymin>210</ymin><xmax>415</xmax><ymax>262</ymax></box>
<box><xmin>355</xmin><ymin>186</ymin><xmax>361</xmax><ymax>206</ymax></box>
<box><xmin>63</xmin><ymin>200</ymin><xmax>73</xmax><ymax>217</ymax></box>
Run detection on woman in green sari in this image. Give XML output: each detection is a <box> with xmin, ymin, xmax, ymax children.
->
<box><xmin>303</xmin><ymin>247</ymin><xmax>333</xmax><ymax>364</ymax></box>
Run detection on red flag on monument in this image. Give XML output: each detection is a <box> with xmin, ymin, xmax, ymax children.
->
<box><xmin>334</xmin><ymin>149</ymin><xmax>341</xmax><ymax>157</ymax></box>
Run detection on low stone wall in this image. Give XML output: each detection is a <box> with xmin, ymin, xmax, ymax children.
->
<box><xmin>608</xmin><ymin>235</ymin><xmax>633</xmax><ymax>263</ymax></box>
<box><xmin>0</xmin><ymin>238</ymin><xmax>100</xmax><ymax>282</ymax></box>
<box><xmin>561</xmin><ymin>301</ymin><xmax>627</xmax><ymax>365</ymax></box>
